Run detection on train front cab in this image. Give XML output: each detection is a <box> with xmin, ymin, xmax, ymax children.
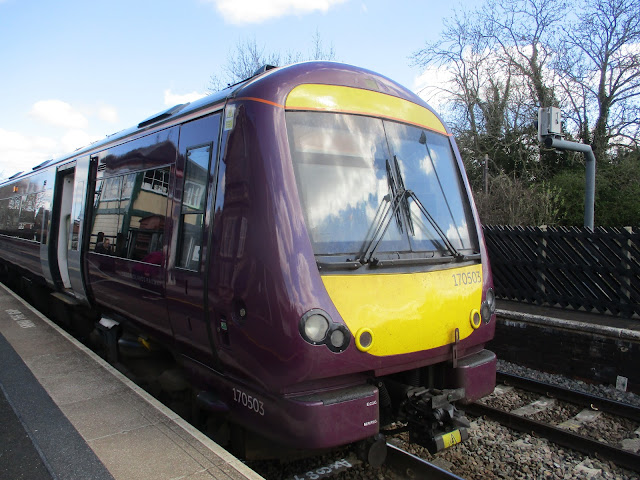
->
<box><xmin>279</xmin><ymin>81</ymin><xmax>498</xmax><ymax>455</ymax></box>
<box><xmin>206</xmin><ymin>67</ymin><xmax>497</xmax><ymax>459</ymax></box>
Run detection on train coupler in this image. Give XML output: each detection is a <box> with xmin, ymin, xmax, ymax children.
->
<box><xmin>402</xmin><ymin>387</ymin><xmax>471</xmax><ymax>453</ymax></box>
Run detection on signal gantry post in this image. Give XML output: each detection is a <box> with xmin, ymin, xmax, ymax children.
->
<box><xmin>538</xmin><ymin>107</ymin><xmax>596</xmax><ymax>230</ymax></box>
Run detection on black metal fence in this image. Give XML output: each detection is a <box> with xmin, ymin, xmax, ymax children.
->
<box><xmin>483</xmin><ymin>225</ymin><xmax>640</xmax><ymax>318</ymax></box>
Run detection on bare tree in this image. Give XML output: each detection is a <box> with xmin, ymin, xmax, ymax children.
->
<box><xmin>412</xmin><ymin>4</ymin><xmax>558</xmax><ymax>182</ymax></box>
<box><xmin>481</xmin><ymin>0</ymin><xmax>567</xmax><ymax>109</ymax></box>
<box><xmin>557</xmin><ymin>0</ymin><xmax>640</xmax><ymax>157</ymax></box>
<box><xmin>412</xmin><ymin>0</ymin><xmax>640</xmax><ymax>225</ymax></box>
<box><xmin>209</xmin><ymin>30</ymin><xmax>337</xmax><ymax>92</ymax></box>
<box><xmin>413</xmin><ymin>10</ymin><xmax>499</xmax><ymax>159</ymax></box>
<box><xmin>309</xmin><ymin>28</ymin><xmax>336</xmax><ymax>63</ymax></box>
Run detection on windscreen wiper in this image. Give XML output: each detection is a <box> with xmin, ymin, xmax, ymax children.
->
<box><xmin>392</xmin><ymin>156</ymin><xmax>414</xmax><ymax>237</ymax></box>
<box><xmin>357</xmin><ymin>170</ymin><xmax>408</xmax><ymax>264</ymax></box>
<box><xmin>405</xmin><ymin>189</ymin><xmax>463</xmax><ymax>260</ymax></box>
<box><xmin>358</xmin><ymin>158</ymin><xmax>477</xmax><ymax>266</ymax></box>
<box><xmin>357</xmin><ymin>194</ymin><xmax>401</xmax><ymax>264</ymax></box>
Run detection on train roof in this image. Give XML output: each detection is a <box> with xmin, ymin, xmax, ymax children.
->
<box><xmin>2</xmin><ymin>61</ymin><xmax>438</xmax><ymax>185</ymax></box>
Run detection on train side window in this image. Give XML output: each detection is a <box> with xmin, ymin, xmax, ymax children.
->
<box><xmin>90</xmin><ymin>167</ymin><xmax>169</xmax><ymax>263</ymax></box>
<box><xmin>7</xmin><ymin>196</ymin><xmax>21</xmax><ymax>236</ymax></box>
<box><xmin>123</xmin><ymin>168</ymin><xmax>169</xmax><ymax>263</ymax></box>
<box><xmin>0</xmin><ymin>198</ymin><xmax>9</xmax><ymax>235</ymax></box>
<box><xmin>177</xmin><ymin>145</ymin><xmax>211</xmax><ymax>270</ymax></box>
<box><xmin>18</xmin><ymin>193</ymin><xmax>39</xmax><ymax>241</ymax></box>
<box><xmin>90</xmin><ymin>176</ymin><xmax>121</xmax><ymax>255</ymax></box>
<box><xmin>0</xmin><ymin>193</ymin><xmax>46</xmax><ymax>241</ymax></box>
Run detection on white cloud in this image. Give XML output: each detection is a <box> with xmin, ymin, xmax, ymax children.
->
<box><xmin>29</xmin><ymin>99</ymin><xmax>89</xmax><ymax>129</ymax></box>
<box><xmin>97</xmin><ymin>105</ymin><xmax>118</xmax><ymax>123</ymax></box>
<box><xmin>0</xmin><ymin>100</ymin><xmax>120</xmax><ymax>180</ymax></box>
<box><xmin>208</xmin><ymin>0</ymin><xmax>347</xmax><ymax>25</ymax></box>
<box><xmin>0</xmin><ymin>129</ymin><xmax>57</xmax><ymax>156</ymax></box>
<box><xmin>61</xmin><ymin>129</ymin><xmax>100</xmax><ymax>153</ymax></box>
<box><xmin>0</xmin><ymin>128</ymin><xmax>59</xmax><ymax>180</ymax></box>
<box><xmin>164</xmin><ymin>89</ymin><xmax>207</xmax><ymax>106</ymax></box>
<box><xmin>0</xmin><ymin>127</ymin><xmax>101</xmax><ymax>180</ymax></box>
<box><xmin>413</xmin><ymin>66</ymin><xmax>455</xmax><ymax>112</ymax></box>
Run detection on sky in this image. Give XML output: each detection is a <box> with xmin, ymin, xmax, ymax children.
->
<box><xmin>0</xmin><ymin>0</ymin><xmax>476</xmax><ymax>180</ymax></box>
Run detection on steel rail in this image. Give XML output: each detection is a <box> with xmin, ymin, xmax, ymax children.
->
<box><xmin>385</xmin><ymin>443</ymin><xmax>467</xmax><ymax>480</ymax></box>
<box><xmin>497</xmin><ymin>371</ymin><xmax>640</xmax><ymax>422</ymax></box>
<box><xmin>464</xmin><ymin>402</ymin><xmax>640</xmax><ymax>473</ymax></box>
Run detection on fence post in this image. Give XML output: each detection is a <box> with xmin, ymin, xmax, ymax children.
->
<box><xmin>621</xmin><ymin>227</ymin><xmax>633</xmax><ymax>316</ymax></box>
<box><xmin>536</xmin><ymin>225</ymin><xmax>547</xmax><ymax>304</ymax></box>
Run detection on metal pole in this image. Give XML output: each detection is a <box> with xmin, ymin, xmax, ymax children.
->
<box><xmin>543</xmin><ymin>137</ymin><xmax>596</xmax><ymax>231</ymax></box>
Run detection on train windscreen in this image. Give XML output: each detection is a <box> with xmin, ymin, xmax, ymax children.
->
<box><xmin>286</xmin><ymin>112</ymin><xmax>478</xmax><ymax>258</ymax></box>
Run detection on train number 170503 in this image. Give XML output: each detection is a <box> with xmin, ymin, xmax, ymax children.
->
<box><xmin>452</xmin><ymin>271</ymin><xmax>481</xmax><ymax>287</ymax></box>
<box><xmin>232</xmin><ymin>388</ymin><xmax>265</xmax><ymax>416</ymax></box>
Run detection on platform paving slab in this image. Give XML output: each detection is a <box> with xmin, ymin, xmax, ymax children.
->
<box><xmin>0</xmin><ymin>283</ymin><xmax>264</xmax><ymax>480</ymax></box>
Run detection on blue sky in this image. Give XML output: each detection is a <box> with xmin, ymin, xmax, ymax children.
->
<box><xmin>0</xmin><ymin>0</ymin><xmax>474</xmax><ymax>179</ymax></box>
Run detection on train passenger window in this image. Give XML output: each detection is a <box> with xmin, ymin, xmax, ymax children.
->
<box><xmin>0</xmin><ymin>191</ymin><xmax>48</xmax><ymax>241</ymax></box>
<box><xmin>177</xmin><ymin>145</ymin><xmax>211</xmax><ymax>270</ymax></box>
<box><xmin>89</xmin><ymin>167</ymin><xmax>169</xmax><ymax>263</ymax></box>
<box><xmin>17</xmin><ymin>193</ymin><xmax>39</xmax><ymax>241</ymax></box>
<box><xmin>38</xmin><ymin>188</ymin><xmax>52</xmax><ymax>244</ymax></box>
<box><xmin>6</xmin><ymin>196</ymin><xmax>21</xmax><ymax>236</ymax></box>
<box><xmin>0</xmin><ymin>198</ymin><xmax>10</xmax><ymax>235</ymax></box>
<box><xmin>90</xmin><ymin>177</ymin><xmax>121</xmax><ymax>255</ymax></box>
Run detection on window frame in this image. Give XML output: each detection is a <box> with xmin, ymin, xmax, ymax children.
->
<box><xmin>176</xmin><ymin>142</ymin><xmax>213</xmax><ymax>271</ymax></box>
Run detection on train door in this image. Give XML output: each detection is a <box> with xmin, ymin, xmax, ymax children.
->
<box><xmin>54</xmin><ymin>165</ymin><xmax>75</xmax><ymax>290</ymax></box>
<box><xmin>66</xmin><ymin>156</ymin><xmax>92</xmax><ymax>305</ymax></box>
<box><xmin>50</xmin><ymin>157</ymin><xmax>92</xmax><ymax>305</ymax></box>
<box><xmin>167</xmin><ymin>113</ymin><xmax>222</xmax><ymax>367</ymax></box>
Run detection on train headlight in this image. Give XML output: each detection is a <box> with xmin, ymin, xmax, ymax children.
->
<box><xmin>328</xmin><ymin>325</ymin><xmax>350</xmax><ymax>352</ymax></box>
<box><xmin>330</xmin><ymin>328</ymin><xmax>345</xmax><ymax>347</ymax></box>
<box><xmin>299</xmin><ymin>309</ymin><xmax>351</xmax><ymax>352</ymax></box>
<box><xmin>486</xmin><ymin>288</ymin><xmax>496</xmax><ymax>313</ymax></box>
<box><xmin>480</xmin><ymin>303</ymin><xmax>491</xmax><ymax>324</ymax></box>
<box><xmin>480</xmin><ymin>287</ymin><xmax>496</xmax><ymax>324</ymax></box>
<box><xmin>300</xmin><ymin>310</ymin><xmax>330</xmax><ymax>343</ymax></box>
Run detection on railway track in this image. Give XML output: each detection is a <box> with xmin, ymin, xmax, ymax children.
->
<box><xmin>385</xmin><ymin>443</ymin><xmax>467</xmax><ymax>479</ymax></box>
<box><xmin>281</xmin><ymin>443</ymin><xmax>467</xmax><ymax>480</ymax></box>
<box><xmin>496</xmin><ymin>371</ymin><xmax>640</xmax><ymax>422</ymax></box>
<box><xmin>465</xmin><ymin>372</ymin><xmax>640</xmax><ymax>473</ymax></box>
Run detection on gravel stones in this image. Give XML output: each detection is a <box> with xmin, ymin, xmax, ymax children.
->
<box><xmin>498</xmin><ymin>359</ymin><xmax>640</xmax><ymax>407</ymax></box>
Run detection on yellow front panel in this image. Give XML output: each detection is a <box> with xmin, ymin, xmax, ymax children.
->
<box><xmin>285</xmin><ymin>84</ymin><xmax>448</xmax><ymax>135</ymax></box>
<box><xmin>322</xmin><ymin>265</ymin><xmax>483</xmax><ymax>357</ymax></box>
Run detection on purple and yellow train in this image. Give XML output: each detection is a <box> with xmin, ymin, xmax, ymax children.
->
<box><xmin>0</xmin><ymin>62</ymin><xmax>496</xmax><ymax>462</ymax></box>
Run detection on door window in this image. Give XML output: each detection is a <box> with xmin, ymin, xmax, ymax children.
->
<box><xmin>177</xmin><ymin>145</ymin><xmax>212</xmax><ymax>270</ymax></box>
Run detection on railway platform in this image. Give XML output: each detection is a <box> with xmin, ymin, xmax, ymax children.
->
<box><xmin>0</xmin><ymin>282</ymin><xmax>264</xmax><ymax>480</ymax></box>
<box><xmin>492</xmin><ymin>299</ymin><xmax>640</xmax><ymax>394</ymax></box>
